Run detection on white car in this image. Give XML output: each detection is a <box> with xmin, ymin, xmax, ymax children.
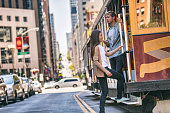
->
<box><xmin>44</xmin><ymin>81</ymin><xmax>55</xmax><ymax>89</ymax></box>
<box><xmin>54</xmin><ymin>78</ymin><xmax>82</xmax><ymax>89</ymax></box>
<box><xmin>19</xmin><ymin>77</ymin><xmax>30</xmax><ymax>97</ymax></box>
<box><xmin>31</xmin><ymin>81</ymin><xmax>42</xmax><ymax>93</ymax></box>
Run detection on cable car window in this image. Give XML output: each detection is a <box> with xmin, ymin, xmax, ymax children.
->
<box><xmin>136</xmin><ymin>0</ymin><xmax>165</xmax><ymax>29</ymax></box>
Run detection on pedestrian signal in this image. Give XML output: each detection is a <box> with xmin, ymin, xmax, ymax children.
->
<box><xmin>16</xmin><ymin>37</ymin><xmax>22</xmax><ymax>49</ymax></box>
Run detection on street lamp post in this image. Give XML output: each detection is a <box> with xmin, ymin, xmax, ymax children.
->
<box><xmin>8</xmin><ymin>45</ymin><xmax>15</xmax><ymax>73</ymax></box>
<box><xmin>20</xmin><ymin>27</ymin><xmax>39</xmax><ymax>77</ymax></box>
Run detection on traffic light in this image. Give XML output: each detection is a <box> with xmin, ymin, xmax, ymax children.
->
<box><xmin>33</xmin><ymin>70</ymin><xmax>38</xmax><ymax>74</ymax></box>
<box><xmin>16</xmin><ymin>37</ymin><xmax>22</xmax><ymax>49</ymax></box>
<box><xmin>23</xmin><ymin>36</ymin><xmax>29</xmax><ymax>49</ymax></box>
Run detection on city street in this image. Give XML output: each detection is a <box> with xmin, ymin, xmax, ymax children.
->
<box><xmin>0</xmin><ymin>87</ymin><xmax>136</xmax><ymax>113</ymax></box>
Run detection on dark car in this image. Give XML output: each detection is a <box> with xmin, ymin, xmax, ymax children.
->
<box><xmin>0</xmin><ymin>77</ymin><xmax>8</xmax><ymax>105</ymax></box>
<box><xmin>1</xmin><ymin>74</ymin><xmax>25</xmax><ymax>102</ymax></box>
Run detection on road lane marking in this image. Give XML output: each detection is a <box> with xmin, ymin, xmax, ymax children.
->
<box><xmin>73</xmin><ymin>94</ymin><xmax>89</xmax><ymax>113</ymax></box>
<box><xmin>74</xmin><ymin>92</ymin><xmax>96</xmax><ymax>113</ymax></box>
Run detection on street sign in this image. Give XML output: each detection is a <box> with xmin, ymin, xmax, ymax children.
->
<box><xmin>17</xmin><ymin>52</ymin><xmax>30</xmax><ymax>55</ymax></box>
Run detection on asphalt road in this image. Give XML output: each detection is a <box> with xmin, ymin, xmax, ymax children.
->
<box><xmin>0</xmin><ymin>86</ymin><xmax>136</xmax><ymax>113</ymax></box>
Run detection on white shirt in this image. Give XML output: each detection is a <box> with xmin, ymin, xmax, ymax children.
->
<box><xmin>98</xmin><ymin>45</ymin><xmax>109</xmax><ymax>67</ymax></box>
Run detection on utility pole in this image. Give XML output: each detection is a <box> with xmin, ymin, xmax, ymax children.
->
<box><xmin>20</xmin><ymin>27</ymin><xmax>39</xmax><ymax>78</ymax></box>
<box><xmin>8</xmin><ymin>45</ymin><xmax>15</xmax><ymax>73</ymax></box>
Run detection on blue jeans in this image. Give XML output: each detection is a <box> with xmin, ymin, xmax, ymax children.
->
<box><xmin>97</xmin><ymin>77</ymin><xmax>108</xmax><ymax>113</ymax></box>
<box><xmin>109</xmin><ymin>55</ymin><xmax>124</xmax><ymax>75</ymax></box>
<box><xmin>97</xmin><ymin>67</ymin><xmax>124</xmax><ymax>113</ymax></box>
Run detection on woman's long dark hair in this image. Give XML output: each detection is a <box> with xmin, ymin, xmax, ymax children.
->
<box><xmin>90</xmin><ymin>30</ymin><xmax>101</xmax><ymax>60</ymax></box>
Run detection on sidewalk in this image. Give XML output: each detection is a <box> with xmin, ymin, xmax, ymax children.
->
<box><xmin>78</xmin><ymin>90</ymin><xmax>134</xmax><ymax>113</ymax></box>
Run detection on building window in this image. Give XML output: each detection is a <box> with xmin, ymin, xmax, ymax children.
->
<box><xmin>136</xmin><ymin>9</ymin><xmax>139</xmax><ymax>16</ymax></box>
<box><xmin>1</xmin><ymin>69</ymin><xmax>8</xmax><ymax>74</ymax></box>
<box><xmin>7</xmin><ymin>16</ymin><xmax>11</xmax><ymax>21</ymax></box>
<box><xmin>15</xmin><ymin>0</ymin><xmax>19</xmax><ymax>8</ymax></box>
<box><xmin>136</xmin><ymin>0</ymin><xmax>165</xmax><ymax>29</ymax></box>
<box><xmin>137</xmin><ymin>0</ymin><xmax>139</xmax><ymax>3</ymax></box>
<box><xmin>25</xmin><ymin>58</ymin><xmax>30</xmax><ymax>63</ymax></box>
<box><xmin>1</xmin><ymin>0</ymin><xmax>5</xmax><ymax>7</ymax></box>
<box><xmin>71</xmin><ymin>7</ymin><xmax>77</xmax><ymax>14</ymax></box>
<box><xmin>141</xmin><ymin>7</ymin><xmax>144</xmax><ymax>15</ymax></box>
<box><xmin>18</xmin><ymin>58</ymin><xmax>22</xmax><ymax>62</ymax></box>
<box><xmin>23</xmin><ymin>17</ymin><xmax>27</xmax><ymax>22</ymax></box>
<box><xmin>1</xmin><ymin>48</ymin><xmax>12</xmax><ymax>64</ymax></box>
<box><xmin>141</xmin><ymin>0</ymin><xmax>145</xmax><ymax>3</ymax></box>
<box><xmin>8</xmin><ymin>0</ymin><xmax>12</xmax><ymax>8</ymax></box>
<box><xmin>0</xmin><ymin>26</ymin><xmax>12</xmax><ymax>42</ymax></box>
<box><xmin>15</xmin><ymin>16</ymin><xmax>19</xmax><ymax>22</ymax></box>
<box><xmin>23</xmin><ymin>0</ymin><xmax>32</xmax><ymax>9</ymax></box>
<box><xmin>82</xmin><ymin>2</ymin><xmax>86</xmax><ymax>5</ymax></box>
<box><xmin>0</xmin><ymin>16</ymin><xmax>2</xmax><ymax>21</ymax></box>
<box><xmin>140</xmin><ymin>20</ymin><xmax>144</xmax><ymax>26</ymax></box>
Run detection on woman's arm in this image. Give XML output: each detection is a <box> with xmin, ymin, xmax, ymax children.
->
<box><xmin>105</xmin><ymin>46</ymin><xmax>123</xmax><ymax>57</ymax></box>
<box><xmin>93</xmin><ymin>46</ymin><xmax>110</xmax><ymax>74</ymax></box>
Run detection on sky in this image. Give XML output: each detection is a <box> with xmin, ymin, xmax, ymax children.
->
<box><xmin>49</xmin><ymin>0</ymin><xmax>72</xmax><ymax>55</ymax></box>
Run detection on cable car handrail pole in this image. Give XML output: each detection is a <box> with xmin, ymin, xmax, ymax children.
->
<box><xmin>122</xmin><ymin>5</ymin><xmax>132</xmax><ymax>82</ymax></box>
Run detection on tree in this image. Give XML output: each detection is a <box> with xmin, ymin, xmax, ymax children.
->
<box><xmin>69</xmin><ymin>64</ymin><xmax>74</xmax><ymax>72</ymax></box>
<box><xmin>67</xmin><ymin>52</ymin><xmax>71</xmax><ymax>61</ymax></box>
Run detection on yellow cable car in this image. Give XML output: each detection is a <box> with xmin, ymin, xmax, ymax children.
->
<box><xmin>83</xmin><ymin>0</ymin><xmax>170</xmax><ymax>112</ymax></box>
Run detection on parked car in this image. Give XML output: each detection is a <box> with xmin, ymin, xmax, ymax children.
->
<box><xmin>31</xmin><ymin>81</ymin><xmax>42</xmax><ymax>93</ymax></box>
<box><xmin>44</xmin><ymin>81</ymin><xmax>55</xmax><ymax>89</ymax></box>
<box><xmin>28</xmin><ymin>79</ymin><xmax>35</xmax><ymax>95</ymax></box>
<box><xmin>54</xmin><ymin>78</ymin><xmax>82</xmax><ymax>89</ymax></box>
<box><xmin>19</xmin><ymin>77</ymin><xmax>30</xmax><ymax>98</ymax></box>
<box><xmin>0</xmin><ymin>77</ymin><xmax>8</xmax><ymax>105</ymax></box>
<box><xmin>1</xmin><ymin>74</ymin><xmax>25</xmax><ymax>102</ymax></box>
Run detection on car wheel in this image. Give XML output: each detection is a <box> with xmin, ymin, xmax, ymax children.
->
<box><xmin>20</xmin><ymin>91</ymin><xmax>25</xmax><ymax>101</ymax></box>
<box><xmin>2</xmin><ymin>92</ymin><xmax>8</xmax><ymax>105</ymax></box>
<box><xmin>55</xmin><ymin>85</ymin><xmax>60</xmax><ymax>89</ymax></box>
<box><xmin>13</xmin><ymin>91</ymin><xmax>17</xmax><ymax>102</ymax></box>
<box><xmin>38</xmin><ymin>88</ymin><xmax>42</xmax><ymax>93</ymax></box>
<box><xmin>73</xmin><ymin>84</ymin><xmax>78</xmax><ymax>88</ymax></box>
<box><xmin>30</xmin><ymin>90</ymin><xmax>35</xmax><ymax>96</ymax></box>
<box><xmin>26</xmin><ymin>92</ymin><xmax>29</xmax><ymax>98</ymax></box>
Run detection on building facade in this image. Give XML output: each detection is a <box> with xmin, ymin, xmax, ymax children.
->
<box><xmin>0</xmin><ymin>0</ymin><xmax>54</xmax><ymax>80</ymax></box>
<box><xmin>66</xmin><ymin>32</ymin><xmax>73</xmax><ymax>62</ymax></box>
<box><xmin>70</xmin><ymin>0</ymin><xmax>78</xmax><ymax>31</ymax></box>
<box><xmin>0</xmin><ymin>2</ymin><xmax>39</xmax><ymax>77</ymax></box>
<box><xmin>50</xmin><ymin>13</ymin><xmax>57</xmax><ymax>77</ymax></box>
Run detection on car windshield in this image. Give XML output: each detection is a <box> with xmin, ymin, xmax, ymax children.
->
<box><xmin>22</xmin><ymin>78</ymin><xmax>28</xmax><ymax>83</ymax></box>
<box><xmin>58</xmin><ymin>79</ymin><xmax>64</xmax><ymax>83</ymax></box>
<box><xmin>3</xmin><ymin>77</ymin><xmax>13</xmax><ymax>85</ymax></box>
<box><xmin>33</xmin><ymin>82</ymin><xmax>38</xmax><ymax>85</ymax></box>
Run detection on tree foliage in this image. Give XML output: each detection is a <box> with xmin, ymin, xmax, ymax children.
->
<box><xmin>69</xmin><ymin>64</ymin><xmax>74</xmax><ymax>71</ymax></box>
<box><xmin>67</xmin><ymin>52</ymin><xmax>71</xmax><ymax>61</ymax></box>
